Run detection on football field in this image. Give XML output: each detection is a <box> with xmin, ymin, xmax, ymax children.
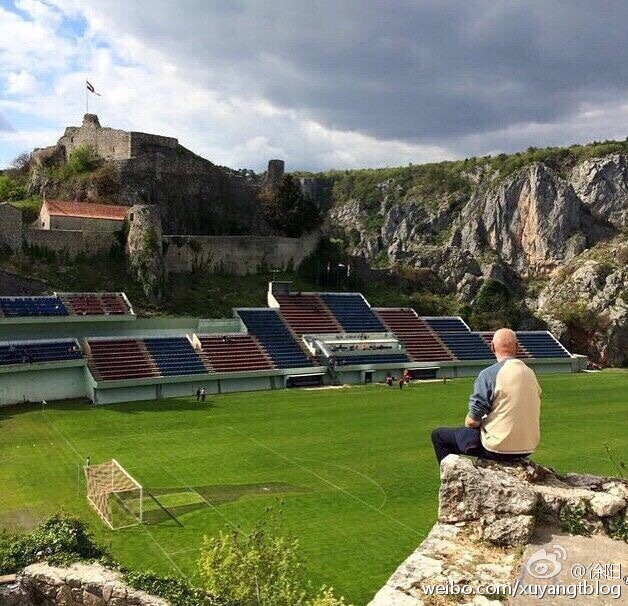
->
<box><xmin>1</xmin><ymin>371</ymin><xmax>626</xmax><ymax>604</ymax></box>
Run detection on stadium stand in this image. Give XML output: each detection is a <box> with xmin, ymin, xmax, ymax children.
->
<box><xmin>59</xmin><ymin>293</ymin><xmax>131</xmax><ymax>316</ymax></box>
<box><xmin>0</xmin><ymin>296</ymin><xmax>67</xmax><ymax>317</ymax></box>
<box><xmin>376</xmin><ymin>308</ymin><xmax>454</xmax><ymax>362</ymax></box>
<box><xmin>424</xmin><ymin>316</ymin><xmax>469</xmax><ymax>333</ymax></box>
<box><xmin>275</xmin><ymin>294</ymin><xmax>341</xmax><ymax>335</ymax></box>
<box><xmin>515</xmin><ymin>332</ymin><xmax>571</xmax><ymax>358</ymax></box>
<box><xmin>199</xmin><ymin>334</ymin><xmax>274</xmax><ymax>372</ymax></box>
<box><xmin>320</xmin><ymin>294</ymin><xmax>385</xmax><ymax>332</ymax></box>
<box><xmin>334</xmin><ymin>353</ymin><xmax>408</xmax><ymax>366</ymax></box>
<box><xmin>0</xmin><ymin>339</ymin><xmax>82</xmax><ymax>365</ymax></box>
<box><xmin>479</xmin><ymin>332</ymin><xmax>530</xmax><ymax>359</ymax></box>
<box><xmin>435</xmin><ymin>331</ymin><xmax>495</xmax><ymax>360</ymax></box>
<box><xmin>143</xmin><ymin>337</ymin><xmax>212</xmax><ymax>377</ymax></box>
<box><xmin>237</xmin><ymin>309</ymin><xmax>313</xmax><ymax>369</ymax></box>
<box><xmin>87</xmin><ymin>339</ymin><xmax>159</xmax><ymax>381</ymax></box>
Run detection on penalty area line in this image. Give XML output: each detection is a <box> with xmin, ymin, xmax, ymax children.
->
<box><xmin>226</xmin><ymin>425</ymin><xmax>420</xmax><ymax>536</ymax></box>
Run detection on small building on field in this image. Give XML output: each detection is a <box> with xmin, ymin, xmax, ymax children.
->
<box><xmin>37</xmin><ymin>199</ymin><xmax>128</xmax><ymax>232</ymax></box>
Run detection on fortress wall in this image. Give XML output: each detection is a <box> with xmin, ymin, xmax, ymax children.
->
<box><xmin>129</xmin><ymin>132</ymin><xmax>179</xmax><ymax>156</ymax></box>
<box><xmin>24</xmin><ymin>228</ymin><xmax>116</xmax><ymax>260</ymax></box>
<box><xmin>0</xmin><ymin>204</ymin><xmax>23</xmax><ymax>251</ymax></box>
<box><xmin>163</xmin><ymin>229</ymin><xmax>321</xmax><ymax>275</ymax></box>
<box><xmin>60</xmin><ymin>125</ymin><xmax>131</xmax><ymax>161</ymax></box>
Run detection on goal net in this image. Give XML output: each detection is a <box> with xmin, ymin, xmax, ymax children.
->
<box><xmin>84</xmin><ymin>459</ymin><xmax>143</xmax><ymax>529</ymax></box>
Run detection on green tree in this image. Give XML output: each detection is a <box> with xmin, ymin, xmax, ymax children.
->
<box><xmin>259</xmin><ymin>175</ymin><xmax>322</xmax><ymax>237</ymax></box>
<box><xmin>198</xmin><ymin>517</ymin><xmax>306</xmax><ymax>606</ymax></box>
<box><xmin>0</xmin><ymin>174</ymin><xmax>26</xmax><ymax>201</ymax></box>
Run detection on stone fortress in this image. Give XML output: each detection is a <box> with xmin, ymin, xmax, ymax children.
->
<box><xmin>0</xmin><ymin>115</ymin><xmax>320</xmax><ymax>291</ymax></box>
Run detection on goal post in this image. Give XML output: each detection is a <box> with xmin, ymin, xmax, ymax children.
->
<box><xmin>84</xmin><ymin>459</ymin><xmax>143</xmax><ymax>530</ymax></box>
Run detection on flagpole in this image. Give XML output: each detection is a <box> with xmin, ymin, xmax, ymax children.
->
<box><xmin>85</xmin><ymin>84</ymin><xmax>88</xmax><ymax>114</ymax></box>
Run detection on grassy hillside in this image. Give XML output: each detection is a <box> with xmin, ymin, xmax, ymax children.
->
<box><xmin>1</xmin><ymin>372</ymin><xmax>626</xmax><ymax>604</ymax></box>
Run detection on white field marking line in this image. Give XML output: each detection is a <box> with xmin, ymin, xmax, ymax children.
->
<box><xmin>226</xmin><ymin>426</ymin><xmax>420</xmax><ymax>535</ymax></box>
<box><xmin>40</xmin><ymin>409</ymin><xmax>84</xmax><ymax>462</ymax></box>
<box><xmin>292</xmin><ymin>457</ymin><xmax>388</xmax><ymax>511</ymax></box>
<box><xmin>157</xmin><ymin>463</ymin><xmax>240</xmax><ymax>534</ymax></box>
<box><xmin>41</xmin><ymin>412</ymin><xmax>185</xmax><ymax>579</ymax></box>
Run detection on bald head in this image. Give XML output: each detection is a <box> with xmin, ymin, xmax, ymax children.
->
<box><xmin>492</xmin><ymin>328</ymin><xmax>518</xmax><ymax>360</ymax></box>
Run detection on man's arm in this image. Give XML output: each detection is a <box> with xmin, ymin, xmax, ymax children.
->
<box><xmin>465</xmin><ymin>369</ymin><xmax>494</xmax><ymax>426</ymax></box>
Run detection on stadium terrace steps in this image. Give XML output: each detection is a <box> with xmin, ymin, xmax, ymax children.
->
<box><xmin>237</xmin><ymin>309</ymin><xmax>314</xmax><ymax>369</ymax></box>
<box><xmin>143</xmin><ymin>337</ymin><xmax>211</xmax><ymax>377</ymax></box>
<box><xmin>0</xmin><ymin>296</ymin><xmax>68</xmax><ymax>317</ymax></box>
<box><xmin>376</xmin><ymin>308</ymin><xmax>454</xmax><ymax>362</ymax></box>
<box><xmin>59</xmin><ymin>293</ymin><xmax>131</xmax><ymax>316</ymax></box>
<box><xmin>479</xmin><ymin>332</ymin><xmax>530</xmax><ymax>359</ymax></box>
<box><xmin>274</xmin><ymin>294</ymin><xmax>342</xmax><ymax>335</ymax></box>
<box><xmin>199</xmin><ymin>334</ymin><xmax>274</xmax><ymax>372</ymax></box>
<box><xmin>514</xmin><ymin>332</ymin><xmax>571</xmax><ymax>358</ymax></box>
<box><xmin>87</xmin><ymin>339</ymin><xmax>160</xmax><ymax>381</ymax></box>
<box><xmin>435</xmin><ymin>331</ymin><xmax>495</xmax><ymax>360</ymax></box>
<box><xmin>0</xmin><ymin>340</ymin><xmax>82</xmax><ymax>365</ymax></box>
<box><xmin>319</xmin><ymin>293</ymin><xmax>385</xmax><ymax>332</ymax></box>
<box><xmin>424</xmin><ymin>316</ymin><xmax>469</xmax><ymax>333</ymax></box>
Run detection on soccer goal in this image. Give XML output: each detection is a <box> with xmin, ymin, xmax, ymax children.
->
<box><xmin>84</xmin><ymin>459</ymin><xmax>144</xmax><ymax>530</ymax></box>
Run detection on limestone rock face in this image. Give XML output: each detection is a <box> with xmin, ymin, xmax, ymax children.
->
<box><xmin>438</xmin><ymin>455</ymin><xmax>537</xmax><ymax>525</ymax></box>
<box><xmin>535</xmin><ymin>237</ymin><xmax>628</xmax><ymax>365</ymax></box>
<box><xmin>458</xmin><ymin>164</ymin><xmax>604</xmax><ymax>275</ymax></box>
<box><xmin>368</xmin><ymin>455</ymin><xmax>628</xmax><ymax>606</ymax></box>
<box><xmin>570</xmin><ymin>154</ymin><xmax>628</xmax><ymax>228</ymax></box>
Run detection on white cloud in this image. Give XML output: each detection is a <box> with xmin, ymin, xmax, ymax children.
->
<box><xmin>6</xmin><ymin>70</ymin><xmax>38</xmax><ymax>95</ymax></box>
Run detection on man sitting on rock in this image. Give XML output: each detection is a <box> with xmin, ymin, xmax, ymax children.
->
<box><xmin>431</xmin><ymin>328</ymin><xmax>541</xmax><ymax>464</ymax></box>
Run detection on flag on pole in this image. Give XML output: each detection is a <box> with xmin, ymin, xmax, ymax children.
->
<box><xmin>86</xmin><ymin>80</ymin><xmax>101</xmax><ymax>96</ymax></box>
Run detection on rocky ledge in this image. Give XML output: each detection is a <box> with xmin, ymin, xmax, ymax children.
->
<box><xmin>369</xmin><ymin>455</ymin><xmax>628</xmax><ymax>605</ymax></box>
<box><xmin>0</xmin><ymin>562</ymin><xmax>167</xmax><ymax>606</ymax></box>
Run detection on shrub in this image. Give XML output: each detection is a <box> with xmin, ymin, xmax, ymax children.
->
<box><xmin>66</xmin><ymin>145</ymin><xmax>102</xmax><ymax>174</ymax></box>
<box><xmin>198</xmin><ymin>518</ymin><xmax>306</xmax><ymax>606</ymax></box>
<box><xmin>469</xmin><ymin>279</ymin><xmax>520</xmax><ymax>330</ymax></box>
<box><xmin>123</xmin><ymin>570</ymin><xmax>232</xmax><ymax>606</ymax></box>
<box><xmin>0</xmin><ymin>512</ymin><xmax>108</xmax><ymax>574</ymax></box>
<box><xmin>0</xmin><ymin>174</ymin><xmax>27</xmax><ymax>201</ymax></box>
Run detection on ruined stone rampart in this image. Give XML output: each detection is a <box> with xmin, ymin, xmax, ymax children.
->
<box><xmin>163</xmin><ymin>229</ymin><xmax>321</xmax><ymax>275</ymax></box>
<box><xmin>23</xmin><ymin>229</ymin><xmax>116</xmax><ymax>260</ymax></box>
<box><xmin>0</xmin><ymin>562</ymin><xmax>168</xmax><ymax>606</ymax></box>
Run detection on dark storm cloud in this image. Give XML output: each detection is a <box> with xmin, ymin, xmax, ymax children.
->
<box><xmin>76</xmin><ymin>0</ymin><xmax>628</xmax><ymax>146</ymax></box>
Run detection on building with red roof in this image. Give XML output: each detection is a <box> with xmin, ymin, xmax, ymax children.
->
<box><xmin>37</xmin><ymin>199</ymin><xmax>129</xmax><ymax>232</ymax></box>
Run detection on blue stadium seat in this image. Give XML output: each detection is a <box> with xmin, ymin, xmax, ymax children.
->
<box><xmin>0</xmin><ymin>296</ymin><xmax>68</xmax><ymax>317</ymax></box>
<box><xmin>143</xmin><ymin>338</ymin><xmax>208</xmax><ymax>376</ymax></box>
<box><xmin>237</xmin><ymin>309</ymin><xmax>312</xmax><ymax>369</ymax></box>
<box><xmin>0</xmin><ymin>340</ymin><xmax>82</xmax><ymax>365</ymax></box>
<box><xmin>320</xmin><ymin>294</ymin><xmax>384</xmax><ymax>332</ymax></box>
<box><xmin>424</xmin><ymin>317</ymin><xmax>469</xmax><ymax>332</ymax></box>
<box><xmin>516</xmin><ymin>332</ymin><xmax>570</xmax><ymax>358</ymax></box>
<box><xmin>436</xmin><ymin>332</ymin><xmax>494</xmax><ymax>360</ymax></box>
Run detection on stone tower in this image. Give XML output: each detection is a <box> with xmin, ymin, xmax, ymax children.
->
<box><xmin>125</xmin><ymin>205</ymin><xmax>164</xmax><ymax>303</ymax></box>
<box><xmin>265</xmin><ymin>159</ymin><xmax>285</xmax><ymax>188</ymax></box>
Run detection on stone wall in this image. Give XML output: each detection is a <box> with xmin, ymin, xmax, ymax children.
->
<box><xmin>163</xmin><ymin>229</ymin><xmax>321</xmax><ymax>275</ymax></box>
<box><xmin>0</xmin><ymin>562</ymin><xmax>168</xmax><ymax>606</ymax></box>
<box><xmin>0</xmin><ymin>203</ymin><xmax>22</xmax><ymax>251</ymax></box>
<box><xmin>24</xmin><ymin>229</ymin><xmax>116</xmax><ymax>260</ymax></box>
<box><xmin>369</xmin><ymin>455</ymin><xmax>628</xmax><ymax>605</ymax></box>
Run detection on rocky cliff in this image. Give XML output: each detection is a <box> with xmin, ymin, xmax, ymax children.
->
<box><xmin>304</xmin><ymin>147</ymin><xmax>628</xmax><ymax>364</ymax></box>
<box><xmin>369</xmin><ymin>455</ymin><xmax>628</xmax><ymax>605</ymax></box>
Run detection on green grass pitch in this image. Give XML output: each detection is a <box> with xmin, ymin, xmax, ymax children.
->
<box><xmin>1</xmin><ymin>371</ymin><xmax>626</xmax><ymax>604</ymax></box>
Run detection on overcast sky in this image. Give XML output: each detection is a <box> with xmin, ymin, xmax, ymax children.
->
<box><xmin>2</xmin><ymin>0</ymin><xmax>628</xmax><ymax>171</ymax></box>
